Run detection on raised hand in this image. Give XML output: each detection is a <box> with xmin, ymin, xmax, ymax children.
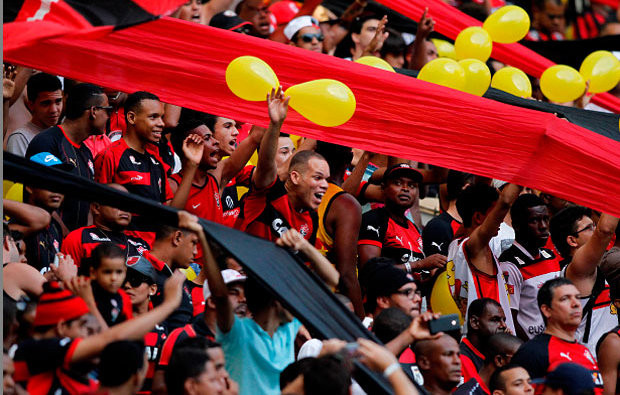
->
<box><xmin>416</xmin><ymin>253</ymin><xmax>447</xmax><ymax>270</ymax></box>
<box><xmin>182</xmin><ymin>133</ymin><xmax>205</xmax><ymax>167</ymax></box>
<box><xmin>357</xmin><ymin>338</ymin><xmax>399</xmax><ymax>372</ymax></box>
<box><xmin>177</xmin><ymin>210</ymin><xmax>203</xmax><ymax>234</ymax></box>
<box><xmin>50</xmin><ymin>253</ymin><xmax>78</xmax><ymax>283</ymax></box>
<box><xmin>266</xmin><ymin>87</ymin><xmax>290</xmax><ymax>125</ymax></box>
<box><xmin>3</xmin><ymin>64</ymin><xmax>17</xmax><ymax>101</ymax></box>
<box><xmin>417</xmin><ymin>8</ymin><xmax>435</xmax><ymax>40</ymax></box>
<box><xmin>363</xmin><ymin>15</ymin><xmax>389</xmax><ymax>56</ymax></box>
<box><xmin>163</xmin><ymin>269</ymin><xmax>186</xmax><ymax>308</ymax></box>
<box><xmin>64</xmin><ymin>276</ymin><xmax>95</xmax><ymax>305</ymax></box>
<box><xmin>408</xmin><ymin>311</ymin><xmax>443</xmax><ymax>341</ymax></box>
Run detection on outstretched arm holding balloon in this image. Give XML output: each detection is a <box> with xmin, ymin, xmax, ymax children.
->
<box><xmin>252</xmin><ymin>87</ymin><xmax>290</xmax><ymax>190</ymax></box>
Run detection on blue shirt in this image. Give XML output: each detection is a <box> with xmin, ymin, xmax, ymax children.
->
<box><xmin>217</xmin><ymin>316</ymin><xmax>302</xmax><ymax>395</ymax></box>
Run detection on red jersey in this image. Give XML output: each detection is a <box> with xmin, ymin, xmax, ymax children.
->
<box><xmin>139</xmin><ymin>324</ymin><xmax>168</xmax><ymax>395</ymax></box>
<box><xmin>13</xmin><ymin>337</ymin><xmax>98</xmax><ymax>395</ymax></box>
<box><xmin>95</xmin><ymin>138</ymin><xmax>173</xmax><ymax>244</ymax></box>
<box><xmin>359</xmin><ymin>207</ymin><xmax>425</xmax><ymax>265</ymax></box>
<box><xmin>61</xmin><ymin>225</ymin><xmax>149</xmax><ymax>269</ymax></box>
<box><xmin>170</xmin><ymin>172</ymin><xmax>223</xmax><ymax>224</ymax></box>
<box><xmin>238</xmin><ymin>178</ymin><xmax>319</xmax><ymax>246</ymax></box>
<box><xmin>221</xmin><ymin>165</ymin><xmax>254</xmax><ymax>228</ymax></box>
<box><xmin>460</xmin><ymin>337</ymin><xmax>485</xmax><ymax>383</ymax></box>
<box><xmin>157</xmin><ymin>317</ymin><xmax>215</xmax><ymax>369</ymax></box>
<box><xmin>512</xmin><ymin>333</ymin><xmax>604</xmax><ymax>394</ymax></box>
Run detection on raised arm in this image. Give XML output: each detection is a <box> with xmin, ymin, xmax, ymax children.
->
<box><xmin>169</xmin><ymin>134</ymin><xmax>203</xmax><ymax>209</ymax></box>
<box><xmin>177</xmin><ymin>210</ymin><xmax>235</xmax><ymax>332</ymax></box>
<box><xmin>409</xmin><ymin>8</ymin><xmax>435</xmax><ymax>71</ymax></box>
<box><xmin>467</xmin><ymin>183</ymin><xmax>522</xmax><ymax>256</ymax></box>
<box><xmin>71</xmin><ymin>270</ymin><xmax>185</xmax><ymax>363</ymax></box>
<box><xmin>215</xmin><ymin>125</ymin><xmax>266</xmax><ymax>187</ymax></box>
<box><xmin>276</xmin><ymin>229</ymin><xmax>340</xmax><ymax>288</ymax></box>
<box><xmin>4</xmin><ymin>199</ymin><xmax>51</xmax><ymax>237</ymax></box>
<box><xmin>566</xmin><ymin>213</ymin><xmax>619</xmax><ymax>295</ymax></box>
<box><xmin>252</xmin><ymin>88</ymin><xmax>289</xmax><ymax>190</ymax></box>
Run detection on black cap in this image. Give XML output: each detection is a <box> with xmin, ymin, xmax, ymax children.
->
<box><xmin>210</xmin><ymin>10</ymin><xmax>253</xmax><ymax>32</ymax></box>
<box><xmin>531</xmin><ymin>363</ymin><xmax>595</xmax><ymax>395</ymax></box>
<box><xmin>383</xmin><ymin>163</ymin><xmax>423</xmax><ymax>184</ymax></box>
<box><xmin>361</xmin><ymin>259</ymin><xmax>414</xmax><ymax>299</ymax></box>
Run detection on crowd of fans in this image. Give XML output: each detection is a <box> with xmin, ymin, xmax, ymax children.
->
<box><xmin>3</xmin><ymin>0</ymin><xmax>620</xmax><ymax>394</ymax></box>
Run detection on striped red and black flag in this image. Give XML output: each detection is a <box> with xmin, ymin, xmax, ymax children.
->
<box><xmin>4</xmin><ymin>0</ymin><xmax>186</xmax><ymax>51</ymax></box>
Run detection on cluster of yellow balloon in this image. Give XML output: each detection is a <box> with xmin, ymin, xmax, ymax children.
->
<box><xmin>355</xmin><ymin>56</ymin><xmax>395</xmax><ymax>73</ymax></box>
<box><xmin>225</xmin><ymin>56</ymin><xmax>356</xmax><ymax>127</ymax></box>
<box><xmin>421</xmin><ymin>6</ymin><xmax>530</xmax><ymax>97</ymax></box>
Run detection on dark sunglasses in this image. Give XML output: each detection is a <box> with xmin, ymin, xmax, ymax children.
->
<box><xmin>124</xmin><ymin>273</ymin><xmax>152</xmax><ymax>288</ymax></box>
<box><xmin>300</xmin><ymin>33</ymin><xmax>324</xmax><ymax>43</ymax></box>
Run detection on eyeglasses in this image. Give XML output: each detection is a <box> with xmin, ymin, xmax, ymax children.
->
<box><xmin>93</xmin><ymin>105</ymin><xmax>113</xmax><ymax>115</ymax></box>
<box><xmin>300</xmin><ymin>33</ymin><xmax>324</xmax><ymax>43</ymax></box>
<box><xmin>393</xmin><ymin>288</ymin><xmax>422</xmax><ymax>299</ymax></box>
<box><xmin>572</xmin><ymin>223</ymin><xmax>596</xmax><ymax>236</ymax></box>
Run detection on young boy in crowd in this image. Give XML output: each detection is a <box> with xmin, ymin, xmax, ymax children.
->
<box><xmin>90</xmin><ymin>243</ymin><xmax>133</xmax><ymax>327</ymax></box>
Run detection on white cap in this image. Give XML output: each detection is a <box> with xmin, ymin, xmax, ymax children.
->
<box><xmin>284</xmin><ymin>16</ymin><xmax>320</xmax><ymax>40</ymax></box>
<box><xmin>492</xmin><ymin>179</ymin><xmax>508</xmax><ymax>190</ymax></box>
<box><xmin>203</xmin><ymin>269</ymin><xmax>247</xmax><ymax>301</ymax></box>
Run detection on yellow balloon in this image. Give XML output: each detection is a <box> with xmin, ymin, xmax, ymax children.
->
<box><xmin>455</xmin><ymin>26</ymin><xmax>493</xmax><ymax>62</ymax></box>
<box><xmin>459</xmin><ymin>59</ymin><xmax>491</xmax><ymax>96</ymax></box>
<box><xmin>418</xmin><ymin>58</ymin><xmax>466</xmax><ymax>91</ymax></box>
<box><xmin>355</xmin><ymin>56</ymin><xmax>395</xmax><ymax>72</ymax></box>
<box><xmin>541</xmin><ymin>65</ymin><xmax>585</xmax><ymax>103</ymax></box>
<box><xmin>430</xmin><ymin>270</ymin><xmax>463</xmax><ymax>324</ymax></box>
<box><xmin>579</xmin><ymin>50</ymin><xmax>620</xmax><ymax>94</ymax></box>
<box><xmin>491</xmin><ymin>66</ymin><xmax>532</xmax><ymax>97</ymax></box>
<box><xmin>483</xmin><ymin>5</ymin><xmax>530</xmax><ymax>44</ymax></box>
<box><xmin>226</xmin><ymin>56</ymin><xmax>279</xmax><ymax>101</ymax></box>
<box><xmin>5</xmin><ymin>183</ymin><xmax>23</xmax><ymax>203</ymax></box>
<box><xmin>284</xmin><ymin>79</ymin><xmax>356</xmax><ymax>127</ymax></box>
<box><xmin>431</xmin><ymin>39</ymin><xmax>457</xmax><ymax>60</ymax></box>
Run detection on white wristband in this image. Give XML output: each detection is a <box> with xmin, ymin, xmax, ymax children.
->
<box><xmin>383</xmin><ymin>362</ymin><xmax>400</xmax><ymax>378</ymax></box>
<box><xmin>404</xmin><ymin>261</ymin><xmax>412</xmax><ymax>273</ymax></box>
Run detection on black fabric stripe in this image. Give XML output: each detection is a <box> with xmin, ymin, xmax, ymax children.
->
<box><xmin>65</xmin><ymin>0</ymin><xmax>155</xmax><ymax>29</ymax></box>
<box><xmin>3</xmin><ymin>151</ymin><xmax>394</xmax><ymax>395</ymax></box>
<box><xmin>3</xmin><ymin>0</ymin><xmax>26</xmax><ymax>23</ymax></box>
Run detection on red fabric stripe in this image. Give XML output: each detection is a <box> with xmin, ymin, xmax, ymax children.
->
<box><xmin>520</xmin><ymin>260</ymin><xmax>561</xmax><ymax>280</ymax></box>
<box><xmin>358</xmin><ymin>239</ymin><xmax>383</xmax><ymax>248</ymax></box>
<box><xmin>4</xmin><ymin>18</ymin><xmax>620</xmax><ymax>217</ymax></box>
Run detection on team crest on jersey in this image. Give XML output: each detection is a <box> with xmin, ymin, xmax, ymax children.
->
<box><xmin>506</xmin><ymin>284</ymin><xmax>514</xmax><ymax>295</ymax></box>
<box><xmin>225</xmin><ymin>195</ymin><xmax>234</xmax><ymax>209</ymax></box>
<box><xmin>90</xmin><ymin>233</ymin><xmax>111</xmax><ymax>242</ymax></box>
<box><xmin>214</xmin><ymin>192</ymin><xmax>221</xmax><ymax>208</ymax></box>
<box><xmin>299</xmin><ymin>224</ymin><xmax>310</xmax><ymax>237</ymax></box>
<box><xmin>611</xmin><ymin>304</ymin><xmax>617</xmax><ymax>315</ymax></box>
<box><xmin>110</xmin><ymin>299</ymin><xmax>120</xmax><ymax>322</ymax></box>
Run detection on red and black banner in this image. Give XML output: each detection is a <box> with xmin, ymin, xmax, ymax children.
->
<box><xmin>3</xmin><ymin>5</ymin><xmax>620</xmax><ymax>217</ymax></box>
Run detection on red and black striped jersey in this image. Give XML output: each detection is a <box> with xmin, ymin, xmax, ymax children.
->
<box><xmin>460</xmin><ymin>337</ymin><xmax>485</xmax><ymax>383</ymax></box>
<box><xmin>157</xmin><ymin>315</ymin><xmax>215</xmax><ymax>369</ymax></box>
<box><xmin>221</xmin><ymin>165</ymin><xmax>254</xmax><ymax>228</ymax></box>
<box><xmin>169</xmin><ymin>172</ymin><xmax>222</xmax><ymax>224</ymax></box>
<box><xmin>95</xmin><ymin>138</ymin><xmax>172</xmax><ymax>203</ymax></box>
<box><xmin>61</xmin><ymin>225</ymin><xmax>149</xmax><ymax>268</ymax></box>
<box><xmin>237</xmin><ymin>178</ymin><xmax>319</xmax><ymax>246</ymax></box>
<box><xmin>359</xmin><ymin>207</ymin><xmax>424</xmax><ymax>265</ymax></box>
<box><xmin>139</xmin><ymin>324</ymin><xmax>168</xmax><ymax>395</ymax></box>
<box><xmin>186</xmin><ymin>281</ymin><xmax>205</xmax><ymax>317</ymax></box>
<box><xmin>512</xmin><ymin>334</ymin><xmax>604</xmax><ymax>394</ymax></box>
<box><xmin>13</xmin><ymin>337</ymin><xmax>98</xmax><ymax>395</ymax></box>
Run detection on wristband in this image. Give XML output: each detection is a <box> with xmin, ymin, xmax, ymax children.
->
<box><xmin>383</xmin><ymin>362</ymin><xmax>400</xmax><ymax>378</ymax></box>
<box><xmin>404</xmin><ymin>261</ymin><xmax>412</xmax><ymax>274</ymax></box>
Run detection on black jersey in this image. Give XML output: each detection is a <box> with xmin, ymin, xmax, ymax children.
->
<box><xmin>26</xmin><ymin>126</ymin><xmax>95</xmax><ymax>230</ymax></box>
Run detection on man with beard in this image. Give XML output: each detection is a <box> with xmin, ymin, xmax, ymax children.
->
<box><xmin>500</xmin><ymin>194</ymin><xmax>561</xmax><ymax>341</ymax></box>
<box><xmin>61</xmin><ymin>183</ymin><xmax>149</xmax><ymax>272</ymax></box>
<box><xmin>460</xmin><ymin>298</ymin><xmax>509</xmax><ymax>383</ymax></box>
<box><xmin>26</xmin><ymin>83</ymin><xmax>109</xmax><ymax>230</ymax></box>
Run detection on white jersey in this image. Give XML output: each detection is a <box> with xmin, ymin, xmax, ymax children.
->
<box><xmin>562</xmin><ymin>265</ymin><xmax>618</xmax><ymax>355</ymax></box>
<box><xmin>489</xmin><ymin>222</ymin><xmax>515</xmax><ymax>258</ymax></box>
<box><xmin>447</xmin><ymin>237</ymin><xmax>515</xmax><ymax>334</ymax></box>
<box><xmin>499</xmin><ymin>242</ymin><xmax>561</xmax><ymax>339</ymax></box>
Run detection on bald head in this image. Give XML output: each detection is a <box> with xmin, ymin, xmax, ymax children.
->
<box><xmin>288</xmin><ymin>150</ymin><xmax>327</xmax><ymax>174</ymax></box>
<box><xmin>483</xmin><ymin>333</ymin><xmax>523</xmax><ymax>368</ymax></box>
